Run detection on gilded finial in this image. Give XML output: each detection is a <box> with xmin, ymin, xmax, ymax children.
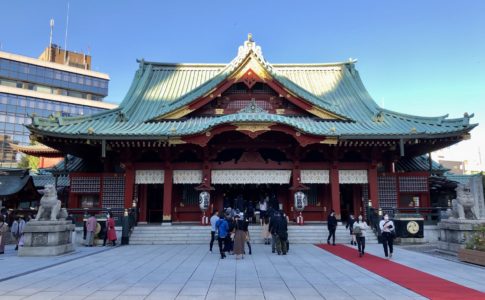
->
<box><xmin>247</xmin><ymin>33</ymin><xmax>253</xmax><ymax>42</ymax></box>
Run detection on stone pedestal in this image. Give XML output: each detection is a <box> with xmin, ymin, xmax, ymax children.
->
<box><xmin>18</xmin><ymin>220</ymin><xmax>75</xmax><ymax>256</ymax></box>
<box><xmin>437</xmin><ymin>219</ymin><xmax>485</xmax><ymax>252</ymax></box>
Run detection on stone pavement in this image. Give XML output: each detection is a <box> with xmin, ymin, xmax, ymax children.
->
<box><xmin>0</xmin><ymin>243</ymin><xmax>483</xmax><ymax>300</ymax></box>
<box><xmin>0</xmin><ymin>244</ymin><xmax>112</xmax><ymax>282</ymax></box>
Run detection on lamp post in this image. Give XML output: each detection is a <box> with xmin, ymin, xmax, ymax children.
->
<box><xmin>366</xmin><ymin>199</ymin><xmax>372</xmax><ymax>223</ymax></box>
<box><xmin>199</xmin><ymin>191</ymin><xmax>210</xmax><ymax>225</ymax></box>
<box><xmin>294</xmin><ymin>191</ymin><xmax>307</xmax><ymax>225</ymax></box>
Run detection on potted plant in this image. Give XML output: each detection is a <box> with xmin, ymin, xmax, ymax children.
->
<box><xmin>458</xmin><ymin>224</ymin><xmax>485</xmax><ymax>266</ymax></box>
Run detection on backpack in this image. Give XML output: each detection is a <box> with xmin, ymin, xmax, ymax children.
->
<box><xmin>353</xmin><ymin>225</ymin><xmax>362</xmax><ymax>237</ymax></box>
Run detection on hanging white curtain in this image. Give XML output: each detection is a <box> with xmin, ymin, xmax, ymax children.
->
<box><xmin>211</xmin><ymin>170</ymin><xmax>291</xmax><ymax>184</ymax></box>
<box><xmin>300</xmin><ymin>170</ymin><xmax>330</xmax><ymax>184</ymax></box>
<box><xmin>135</xmin><ymin>170</ymin><xmax>164</xmax><ymax>184</ymax></box>
<box><xmin>173</xmin><ymin>170</ymin><xmax>203</xmax><ymax>184</ymax></box>
<box><xmin>339</xmin><ymin>170</ymin><xmax>368</xmax><ymax>184</ymax></box>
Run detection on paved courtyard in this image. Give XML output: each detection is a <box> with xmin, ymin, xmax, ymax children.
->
<box><xmin>0</xmin><ymin>243</ymin><xmax>484</xmax><ymax>300</ymax></box>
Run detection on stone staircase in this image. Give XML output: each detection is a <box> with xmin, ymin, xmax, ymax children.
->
<box><xmin>130</xmin><ymin>223</ymin><xmax>379</xmax><ymax>245</ymax></box>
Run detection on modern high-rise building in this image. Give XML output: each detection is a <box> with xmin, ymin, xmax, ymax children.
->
<box><xmin>0</xmin><ymin>45</ymin><xmax>117</xmax><ymax>167</ymax></box>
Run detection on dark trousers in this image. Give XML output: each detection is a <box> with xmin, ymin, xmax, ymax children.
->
<box><xmin>276</xmin><ymin>236</ymin><xmax>287</xmax><ymax>254</ymax></box>
<box><xmin>327</xmin><ymin>227</ymin><xmax>336</xmax><ymax>244</ymax></box>
<box><xmin>223</xmin><ymin>236</ymin><xmax>232</xmax><ymax>252</ymax></box>
<box><xmin>210</xmin><ymin>231</ymin><xmax>216</xmax><ymax>251</ymax></box>
<box><xmin>357</xmin><ymin>236</ymin><xmax>366</xmax><ymax>254</ymax></box>
<box><xmin>246</xmin><ymin>241</ymin><xmax>252</xmax><ymax>254</ymax></box>
<box><xmin>382</xmin><ymin>232</ymin><xmax>394</xmax><ymax>257</ymax></box>
<box><xmin>271</xmin><ymin>233</ymin><xmax>277</xmax><ymax>251</ymax></box>
<box><xmin>217</xmin><ymin>237</ymin><xmax>226</xmax><ymax>258</ymax></box>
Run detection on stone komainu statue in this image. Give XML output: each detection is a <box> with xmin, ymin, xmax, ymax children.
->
<box><xmin>451</xmin><ymin>183</ymin><xmax>477</xmax><ymax>220</ymax></box>
<box><xmin>35</xmin><ymin>184</ymin><xmax>67</xmax><ymax>221</ymax></box>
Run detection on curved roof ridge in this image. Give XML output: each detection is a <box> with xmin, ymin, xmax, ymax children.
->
<box><xmin>380</xmin><ymin>108</ymin><xmax>451</xmax><ymax>123</ymax></box>
<box><xmin>138</xmin><ymin>61</ymin><xmax>226</xmax><ymax>68</ymax></box>
<box><xmin>138</xmin><ymin>60</ymin><xmax>356</xmax><ymax>69</ymax></box>
<box><xmin>273</xmin><ymin>61</ymin><xmax>356</xmax><ymax>67</ymax></box>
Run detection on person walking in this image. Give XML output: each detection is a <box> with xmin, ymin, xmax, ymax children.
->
<box><xmin>102</xmin><ymin>212</ymin><xmax>109</xmax><ymax>246</ymax></box>
<box><xmin>275</xmin><ymin>211</ymin><xmax>288</xmax><ymax>255</ymax></box>
<box><xmin>232</xmin><ymin>213</ymin><xmax>246</xmax><ymax>259</ymax></box>
<box><xmin>0</xmin><ymin>215</ymin><xmax>8</xmax><ymax>254</ymax></box>
<box><xmin>209</xmin><ymin>210</ymin><xmax>219</xmax><ymax>253</ymax></box>
<box><xmin>379</xmin><ymin>213</ymin><xmax>395</xmax><ymax>259</ymax></box>
<box><xmin>85</xmin><ymin>213</ymin><xmax>97</xmax><ymax>247</ymax></box>
<box><xmin>269</xmin><ymin>210</ymin><xmax>281</xmax><ymax>253</ymax></box>
<box><xmin>11</xmin><ymin>215</ymin><xmax>26</xmax><ymax>251</ymax></box>
<box><xmin>226</xmin><ymin>214</ymin><xmax>235</xmax><ymax>255</ymax></box>
<box><xmin>261</xmin><ymin>216</ymin><xmax>270</xmax><ymax>244</ymax></box>
<box><xmin>327</xmin><ymin>210</ymin><xmax>337</xmax><ymax>245</ymax></box>
<box><xmin>353</xmin><ymin>215</ymin><xmax>368</xmax><ymax>257</ymax></box>
<box><xmin>346</xmin><ymin>214</ymin><xmax>356</xmax><ymax>246</ymax></box>
<box><xmin>246</xmin><ymin>202</ymin><xmax>255</xmax><ymax>224</ymax></box>
<box><xmin>216</xmin><ymin>213</ymin><xmax>229</xmax><ymax>259</ymax></box>
<box><xmin>106</xmin><ymin>213</ymin><xmax>117</xmax><ymax>246</ymax></box>
<box><xmin>259</xmin><ymin>196</ymin><xmax>268</xmax><ymax>226</ymax></box>
<box><xmin>243</xmin><ymin>214</ymin><xmax>252</xmax><ymax>255</ymax></box>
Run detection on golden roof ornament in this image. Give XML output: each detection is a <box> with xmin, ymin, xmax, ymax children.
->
<box><xmin>239</xmin><ymin>33</ymin><xmax>263</xmax><ymax>57</ymax></box>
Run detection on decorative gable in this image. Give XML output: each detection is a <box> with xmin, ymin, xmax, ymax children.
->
<box><xmin>153</xmin><ymin>35</ymin><xmax>346</xmax><ymax>121</ymax></box>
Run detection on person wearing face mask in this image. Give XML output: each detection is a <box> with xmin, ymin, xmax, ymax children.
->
<box><xmin>379</xmin><ymin>214</ymin><xmax>395</xmax><ymax>259</ymax></box>
<box><xmin>353</xmin><ymin>215</ymin><xmax>368</xmax><ymax>257</ymax></box>
<box><xmin>327</xmin><ymin>209</ymin><xmax>337</xmax><ymax>246</ymax></box>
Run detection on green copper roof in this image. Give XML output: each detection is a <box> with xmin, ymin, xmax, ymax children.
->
<box><xmin>395</xmin><ymin>155</ymin><xmax>447</xmax><ymax>174</ymax></box>
<box><xmin>28</xmin><ymin>39</ymin><xmax>477</xmax><ymax>140</ymax></box>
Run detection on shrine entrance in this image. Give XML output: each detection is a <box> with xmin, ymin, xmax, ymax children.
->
<box><xmin>214</xmin><ymin>184</ymin><xmax>288</xmax><ymax>213</ymax></box>
<box><xmin>340</xmin><ymin>184</ymin><xmax>364</xmax><ymax>222</ymax></box>
<box><xmin>210</xmin><ymin>169</ymin><xmax>293</xmax><ymax>218</ymax></box>
<box><xmin>146</xmin><ymin>184</ymin><xmax>163</xmax><ymax>223</ymax></box>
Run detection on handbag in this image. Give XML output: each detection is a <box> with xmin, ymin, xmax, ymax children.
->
<box><xmin>383</xmin><ymin>221</ymin><xmax>396</xmax><ymax>239</ymax></box>
<box><xmin>353</xmin><ymin>225</ymin><xmax>362</xmax><ymax>237</ymax></box>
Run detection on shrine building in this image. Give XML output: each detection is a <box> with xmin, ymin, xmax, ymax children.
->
<box><xmin>26</xmin><ymin>36</ymin><xmax>477</xmax><ymax>223</ymax></box>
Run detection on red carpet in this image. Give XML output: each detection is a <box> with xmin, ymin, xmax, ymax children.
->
<box><xmin>316</xmin><ymin>244</ymin><xmax>485</xmax><ymax>300</ymax></box>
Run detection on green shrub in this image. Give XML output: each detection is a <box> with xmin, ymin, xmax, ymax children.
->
<box><xmin>465</xmin><ymin>224</ymin><xmax>485</xmax><ymax>251</ymax></box>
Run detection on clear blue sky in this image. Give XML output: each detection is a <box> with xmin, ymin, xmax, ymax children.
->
<box><xmin>1</xmin><ymin>0</ymin><xmax>484</xmax><ymax>164</ymax></box>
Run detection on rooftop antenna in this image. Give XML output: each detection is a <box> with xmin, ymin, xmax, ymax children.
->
<box><xmin>49</xmin><ymin>18</ymin><xmax>54</xmax><ymax>61</ymax></box>
<box><xmin>63</xmin><ymin>2</ymin><xmax>70</xmax><ymax>64</ymax></box>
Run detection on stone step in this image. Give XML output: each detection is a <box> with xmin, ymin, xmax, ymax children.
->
<box><xmin>130</xmin><ymin>224</ymin><xmax>378</xmax><ymax>245</ymax></box>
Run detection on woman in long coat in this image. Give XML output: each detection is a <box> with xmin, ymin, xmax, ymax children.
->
<box><xmin>233</xmin><ymin>214</ymin><xmax>246</xmax><ymax>259</ymax></box>
<box><xmin>0</xmin><ymin>215</ymin><xmax>9</xmax><ymax>254</ymax></box>
<box><xmin>106</xmin><ymin>215</ymin><xmax>117</xmax><ymax>246</ymax></box>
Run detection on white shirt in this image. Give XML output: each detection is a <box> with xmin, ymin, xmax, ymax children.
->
<box><xmin>210</xmin><ymin>215</ymin><xmax>219</xmax><ymax>232</ymax></box>
<box><xmin>353</xmin><ymin>221</ymin><xmax>369</xmax><ymax>237</ymax></box>
<box><xmin>379</xmin><ymin>219</ymin><xmax>395</xmax><ymax>233</ymax></box>
<box><xmin>260</xmin><ymin>201</ymin><xmax>267</xmax><ymax>211</ymax></box>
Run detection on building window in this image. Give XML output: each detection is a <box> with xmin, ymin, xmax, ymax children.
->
<box><xmin>80</xmin><ymin>194</ymin><xmax>100</xmax><ymax>208</ymax></box>
<box><xmin>399</xmin><ymin>194</ymin><xmax>420</xmax><ymax>208</ymax></box>
<box><xmin>182</xmin><ymin>185</ymin><xmax>198</xmax><ymax>205</ymax></box>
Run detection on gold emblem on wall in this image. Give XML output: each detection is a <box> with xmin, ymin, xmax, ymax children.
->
<box><xmin>233</xmin><ymin>122</ymin><xmax>274</xmax><ymax>132</ymax></box>
<box><xmin>407</xmin><ymin>221</ymin><xmax>420</xmax><ymax>234</ymax></box>
<box><xmin>320</xmin><ymin>137</ymin><xmax>338</xmax><ymax>145</ymax></box>
<box><xmin>168</xmin><ymin>137</ymin><xmax>186</xmax><ymax>145</ymax></box>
